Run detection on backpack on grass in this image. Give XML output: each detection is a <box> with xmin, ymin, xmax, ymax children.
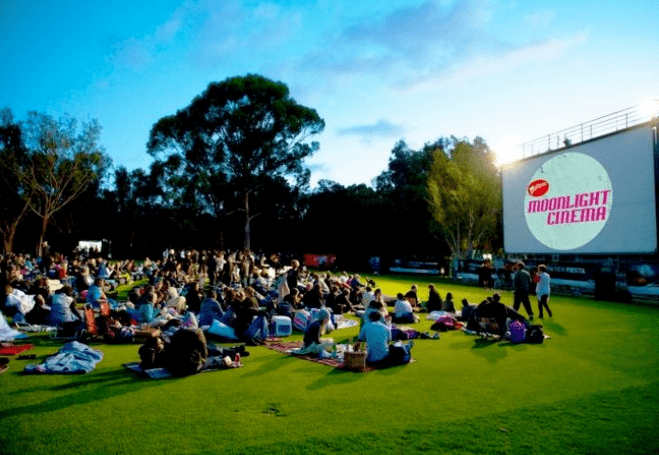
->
<box><xmin>526</xmin><ymin>324</ymin><xmax>545</xmax><ymax>344</ymax></box>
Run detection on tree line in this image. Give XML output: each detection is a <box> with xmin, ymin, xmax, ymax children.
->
<box><xmin>0</xmin><ymin>74</ymin><xmax>501</xmax><ymax>269</ymax></box>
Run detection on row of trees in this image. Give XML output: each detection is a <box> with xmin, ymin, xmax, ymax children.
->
<box><xmin>0</xmin><ymin>74</ymin><xmax>501</xmax><ymax>268</ymax></box>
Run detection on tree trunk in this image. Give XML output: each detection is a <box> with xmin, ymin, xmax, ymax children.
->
<box><xmin>1</xmin><ymin>201</ymin><xmax>30</xmax><ymax>255</ymax></box>
<box><xmin>243</xmin><ymin>192</ymin><xmax>251</xmax><ymax>251</ymax></box>
<box><xmin>2</xmin><ymin>229</ymin><xmax>15</xmax><ymax>255</ymax></box>
<box><xmin>36</xmin><ymin>215</ymin><xmax>49</xmax><ymax>257</ymax></box>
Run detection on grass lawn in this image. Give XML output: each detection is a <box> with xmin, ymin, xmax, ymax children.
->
<box><xmin>1</xmin><ymin>275</ymin><xmax>658</xmax><ymax>454</ymax></box>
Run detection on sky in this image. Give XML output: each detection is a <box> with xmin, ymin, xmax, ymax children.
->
<box><xmin>1</xmin><ymin>0</ymin><xmax>658</xmax><ymax>188</ymax></box>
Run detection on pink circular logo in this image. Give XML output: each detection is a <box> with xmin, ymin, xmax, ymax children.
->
<box><xmin>527</xmin><ymin>179</ymin><xmax>550</xmax><ymax>197</ymax></box>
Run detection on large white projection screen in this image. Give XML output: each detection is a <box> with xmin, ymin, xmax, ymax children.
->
<box><xmin>502</xmin><ymin>124</ymin><xmax>657</xmax><ymax>254</ymax></box>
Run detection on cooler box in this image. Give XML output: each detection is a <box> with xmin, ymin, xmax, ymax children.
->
<box><xmin>271</xmin><ymin>315</ymin><xmax>293</xmax><ymax>337</ymax></box>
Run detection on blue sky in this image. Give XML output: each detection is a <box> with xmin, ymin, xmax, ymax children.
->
<box><xmin>2</xmin><ymin>0</ymin><xmax>658</xmax><ymax>187</ymax></box>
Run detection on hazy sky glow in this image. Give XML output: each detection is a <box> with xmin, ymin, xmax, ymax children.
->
<box><xmin>2</xmin><ymin>0</ymin><xmax>658</xmax><ymax>186</ymax></box>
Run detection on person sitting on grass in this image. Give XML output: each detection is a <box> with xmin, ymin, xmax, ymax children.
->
<box><xmin>138</xmin><ymin>289</ymin><xmax>163</xmax><ymax>324</ymax></box>
<box><xmin>325</xmin><ymin>285</ymin><xmax>340</xmax><ymax>314</ymax></box>
<box><xmin>356</xmin><ymin>310</ymin><xmax>414</xmax><ymax>368</ymax></box>
<box><xmin>372</xmin><ymin>287</ymin><xmax>387</xmax><ymax>308</ymax></box>
<box><xmin>443</xmin><ymin>292</ymin><xmax>456</xmax><ymax>313</ymax></box>
<box><xmin>334</xmin><ymin>288</ymin><xmax>354</xmax><ymax>314</ymax></box>
<box><xmin>459</xmin><ymin>298</ymin><xmax>477</xmax><ymax>322</ymax></box>
<box><xmin>282</xmin><ymin>287</ymin><xmax>302</xmax><ymax>310</ymax></box>
<box><xmin>362</xmin><ymin>297</ymin><xmax>389</xmax><ymax>326</ymax></box>
<box><xmin>48</xmin><ymin>285</ymin><xmax>82</xmax><ymax>328</ymax></box>
<box><xmin>87</xmin><ymin>278</ymin><xmax>109</xmax><ymax>309</ymax></box>
<box><xmin>361</xmin><ymin>286</ymin><xmax>374</xmax><ymax>308</ymax></box>
<box><xmin>477</xmin><ymin>293</ymin><xmax>529</xmax><ymax>337</ymax></box>
<box><xmin>425</xmin><ymin>284</ymin><xmax>443</xmax><ymax>313</ymax></box>
<box><xmin>303</xmin><ymin>308</ymin><xmax>332</xmax><ymax>348</ymax></box>
<box><xmin>404</xmin><ymin>284</ymin><xmax>419</xmax><ymax>309</ymax></box>
<box><xmin>183</xmin><ymin>282</ymin><xmax>204</xmax><ymax>314</ymax></box>
<box><xmin>198</xmin><ymin>290</ymin><xmax>224</xmax><ymax>327</ymax></box>
<box><xmin>392</xmin><ymin>293</ymin><xmax>418</xmax><ymax>324</ymax></box>
<box><xmin>302</xmin><ymin>284</ymin><xmax>324</xmax><ymax>309</ymax></box>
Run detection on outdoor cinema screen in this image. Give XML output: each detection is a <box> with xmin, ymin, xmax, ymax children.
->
<box><xmin>502</xmin><ymin>123</ymin><xmax>658</xmax><ymax>254</ymax></box>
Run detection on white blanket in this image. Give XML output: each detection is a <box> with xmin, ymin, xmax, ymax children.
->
<box><xmin>0</xmin><ymin>311</ymin><xmax>28</xmax><ymax>342</ymax></box>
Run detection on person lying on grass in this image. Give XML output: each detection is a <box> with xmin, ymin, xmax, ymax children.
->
<box><xmin>139</xmin><ymin>327</ymin><xmax>208</xmax><ymax>376</ymax></box>
<box><xmin>356</xmin><ymin>310</ymin><xmax>413</xmax><ymax>368</ymax></box>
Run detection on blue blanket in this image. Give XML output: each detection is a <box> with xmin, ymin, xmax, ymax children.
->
<box><xmin>23</xmin><ymin>341</ymin><xmax>103</xmax><ymax>374</ymax></box>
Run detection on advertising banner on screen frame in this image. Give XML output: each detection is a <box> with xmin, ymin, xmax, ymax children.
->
<box><xmin>502</xmin><ymin>123</ymin><xmax>658</xmax><ymax>254</ymax></box>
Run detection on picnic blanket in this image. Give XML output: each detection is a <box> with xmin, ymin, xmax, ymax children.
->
<box><xmin>0</xmin><ymin>344</ymin><xmax>33</xmax><ymax>356</ymax></box>
<box><xmin>0</xmin><ymin>312</ymin><xmax>29</xmax><ymax>342</ymax></box>
<box><xmin>334</xmin><ymin>318</ymin><xmax>359</xmax><ymax>330</ymax></box>
<box><xmin>263</xmin><ymin>340</ymin><xmax>377</xmax><ymax>372</ymax></box>
<box><xmin>15</xmin><ymin>323</ymin><xmax>57</xmax><ymax>333</ymax></box>
<box><xmin>462</xmin><ymin>328</ymin><xmax>551</xmax><ymax>341</ymax></box>
<box><xmin>23</xmin><ymin>341</ymin><xmax>103</xmax><ymax>374</ymax></box>
<box><xmin>123</xmin><ymin>358</ymin><xmax>242</xmax><ymax>379</ymax></box>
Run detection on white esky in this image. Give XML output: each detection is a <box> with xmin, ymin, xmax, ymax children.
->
<box><xmin>1</xmin><ymin>0</ymin><xmax>658</xmax><ymax>187</ymax></box>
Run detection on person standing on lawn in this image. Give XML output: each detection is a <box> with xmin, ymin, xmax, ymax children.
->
<box><xmin>536</xmin><ymin>264</ymin><xmax>552</xmax><ymax>318</ymax></box>
<box><xmin>513</xmin><ymin>262</ymin><xmax>534</xmax><ymax>320</ymax></box>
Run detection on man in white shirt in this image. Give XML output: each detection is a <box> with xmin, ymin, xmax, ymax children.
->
<box><xmin>393</xmin><ymin>293</ymin><xmax>417</xmax><ymax>323</ymax></box>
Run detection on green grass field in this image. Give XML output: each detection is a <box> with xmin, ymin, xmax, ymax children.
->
<box><xmin>1</xmin><ymin>275</ymin><xmax>658</xmax><ymax>455</ymax></box>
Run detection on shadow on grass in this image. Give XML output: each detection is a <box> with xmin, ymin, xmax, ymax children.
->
<box><xmin>471</xmin><ymin>338</ymin><xmax>507</xmax><ymax>363</ymax></box>
<box><xmin>306</xmin><ymin>365</ymin><xmax>366</xmax><ymax>391</ymax></box>
<box><xmin>0</xmin><ymin>369</ymin><xmax>165</xmax><ymax>421</ymax></box>
<box><xmin>542</xmin><ymin>319</ymin><xmax>568</xmax><ymax>336</ymax></box>
<box><xmin>10</xmin><ymin>369</ymin><xmax>130</xmax><ymax>394</ymax></box>
<box><xmin>239</xmin><ymin>353</ymin><xmax>296</xmax><ymax>378</ymax></box>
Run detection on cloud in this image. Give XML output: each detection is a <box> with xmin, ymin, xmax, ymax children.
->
<box><xmin>524</xmin><ymin>10</ymin><xmax>555</xmax><ymax>29</ymax></box>
<box><xmin>305</xmin><ymin>162</ymin><xmax>330</xmax><ymax>174</ymax></box>
<box><xmin>155</xmin><ymin>13</ymin><xmax>183</xmax><ymax>42</ymax></box>
<box><xmin>189</xmin><ymin>0</ymin><xmax>303</xmax><ymax>69</ymax></box>
<box><xmin>401</xmin><ymin>31</ymin><xmax>589</xmax><ymax>92</ymax></box>
<box><xmin>111</xmin><ymin>37</ymin><xmax>153</xmax><ymax>70</ymax></box>
<box><xmin>337</xmin><ymin>119</ymin><xmax>405</xmax><ymax>139</ymax></box>
<box><xmin>300</xmin><ymin>0</ymin><xmax>496</xmax><ymax>78</ymax></box>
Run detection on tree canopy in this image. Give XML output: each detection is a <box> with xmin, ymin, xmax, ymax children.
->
<box><xmin>0</xmin><ymin>110</ymin><xmax>110</xmax><ymax>255</ymax></box>
<box><xmin>427</xmin><ymin>137</ymin><xmax>501</xmax><ymax>260</ymax></box>
<box><xmin>148</xmin><ymin>74</ymin><xmax>325</xmax><ymax>250</ymax></box>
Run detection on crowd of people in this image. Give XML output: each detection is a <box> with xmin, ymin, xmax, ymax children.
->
<box><xmin>1</xmin><ymin>246</ymin><xmax>551</xmax><ymax>374</ymax></box>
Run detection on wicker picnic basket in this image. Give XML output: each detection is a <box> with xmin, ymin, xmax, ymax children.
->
<box><xmin>343</xmin><ymin>345</ymin><xmax>367</xmax><ymax>372</ymax></box>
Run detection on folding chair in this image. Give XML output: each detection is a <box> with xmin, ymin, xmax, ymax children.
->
<box><xmin>84</xmin><ymin>306</ymin><xmax>100</xmax><ymax>338</ymax></box>
<box><xmin>99</xmin><ymin>300</ymin><xmax>111</xmax><ymax>318</ymax></box>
